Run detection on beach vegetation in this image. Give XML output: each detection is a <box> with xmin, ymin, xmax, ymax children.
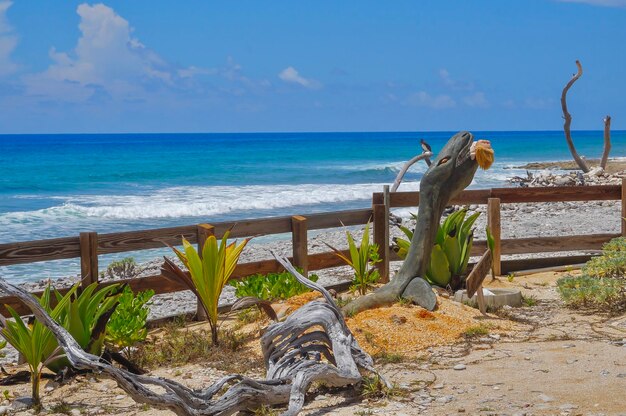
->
<box><xmin>557</xmin><ymin>275</ymin><xmax>625</xmax><ymax>312</ymax></box>
<box><xmin>102</xmin><ymin>257</ymin><xmax>140</xmax><ymax>280</ymax></box>
<box><xmin>582</xmin><ymin>237</ymin><xmax>626</xmax><ymax>279</ymax></box>
<box><xmin>327</xmin><ymin>222</ymin><xmax>381</xmax><ymax>295</ymax></box>
<box><xmin>521</xmin><ymin>295</ymin><xmax>538</xmax><ymax>307</ymax></box>
<box><xmin>106</xmin><ymin>286</ymin><xmax>154</xmax><ymax>361</ymax></box>
<box><xmin>46</xmin><ymin>282</ymin><xmax>124</xmax><ymax>373</ymax></box>
<box><xmin>394</xmin><ymin>208</ymin><xmax>479</xmax><ymax>288</ymax></box>
<box><xmin>230</xmin><ymin>269</ymin><xmax>318</xmax><ymax>301</ymax></box>
<box><xmin>135</xmin><ymin>323</ymin><xmax>259</xmax><ymax>373</ymax></box>
<box><xmin>0</xmin><ymin>282</ymin><xmax>122</xmax><ymax>408</ymax></box>
<box><xmin>162</xmin><ymin>231</ymin><xmax>249</xmax><ymax>346</ymax></box>
<box><xmin>0</xmin><ymin>281</ymin><xmax>122</xmax><ymax>408</ymax></box>
<box><xmin>462</xmin><ymin>324</ymin><xmax>490</xmax><ymax>338</ymax></box>
<box><xmin>0</xmin><ymin>284</ymin><xmax>78</xmax><ymax>409</ymax></box>
<box><xmin>557</xmin><ymin>237</ymin><xmax>626</xmax><ymax>312</ymax></box>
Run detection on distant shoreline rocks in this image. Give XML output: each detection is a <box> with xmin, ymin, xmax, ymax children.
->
<box><xmin>509</xmin><ymin>158</ymin><xmax>626</xmax><ymax>187</ymax></box>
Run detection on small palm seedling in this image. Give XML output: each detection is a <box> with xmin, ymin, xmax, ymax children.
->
<box><xmin>161</xmin><ymin>231</ymin><xmax>249</xmax><ymax>345</ymax></box>
<box><xmin>327</xmin><ymin>222</ymin><xmax>381</xmax><ymax>296</ymax></box>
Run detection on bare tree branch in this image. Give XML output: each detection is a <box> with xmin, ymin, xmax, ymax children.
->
<box><xmin>561</xmin><ymin>60</ymin><xmax>590</xmax><ymax>173</ymax></box>
<box><xmin>391</xmin><ymin>151</ymin><xmax>433</xmax><ymax>192</ymax></box>
<box><xmin>600</xmin><ymin>115</ymin><xmax>612</xmax><ymax>170</ymax></box>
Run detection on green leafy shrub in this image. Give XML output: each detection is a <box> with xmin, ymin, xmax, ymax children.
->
<box><xmin>106</xmin><ymin>287</ymin><xmax>154</xmax><ymax>360</ymax></box>
<box><xmin>230</xmin><ymin>269</ymin><xmax>318</xmax><ymax>301</ymax></box>
<box><xmin>327</xmin><ymin>222</ymin><xmax>380</xmax><ymax>295</ymax></box>
<box><xmin>393</xmin><ymin>208</ymin><xmax>479</xmax><ymax>289</ymax></box>
<box><xmin>600</xmin><ymin>237</ymin><xmax>626</xmax><ymax>253</ymax></box>
<box><xmin>102</xmin><ymin>257</ymin><xmax>140</xmax><ymax>279</ymax></box>
<box><xmin>557</xmin><ymin>275</ymin><xmax>625</xmax><ymax>312</ymax></box>
<box><xmin>583</xmin><ymin>243</ymin><xmax>626</xmax><ymax>279</ymax></box>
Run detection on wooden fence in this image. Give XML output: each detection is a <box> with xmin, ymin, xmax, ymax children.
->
<box><xmin>1</xmin><ymin>181</ymin><xmax>625</xmax><ymax>318</ymax></box>
<box><xmin>371</xmin><ymin>180</ymin><xmax>626</xmax><ymax>282</ymax></box>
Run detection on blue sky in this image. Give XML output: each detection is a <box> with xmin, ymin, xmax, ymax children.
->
<box><xmin>0</xmin><ymin>0</ymin><xmax>625</xmax><ymax>133</ymax></box>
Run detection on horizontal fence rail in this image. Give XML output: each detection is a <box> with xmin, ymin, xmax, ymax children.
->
<box><xmin>1</xmin><ymin>182</ymin><xmax>625</xmax><ymax>318</ymax></box>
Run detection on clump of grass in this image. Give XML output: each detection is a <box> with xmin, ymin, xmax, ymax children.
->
<box><xmin>359</xmin><ymin>375</ymin><xmax>406</xmax><ymax>400</ymax></box>
<box><xmin>236</xmin><ymin>307</ymin><xmax>263</xmax><ymax>324</ymax></box>
<box><xmin>135</xmin><ymin>323</ymin><xmax>260</xmax><ymax>372</ymax></box>
<box><xmin>462</xmin><ymin>324</ymin><xmax>490</xmax><ymax>338</ymax></box>
<box><xmin>254</xmin><ymin>405</ymin><xmax>280</xmax><ymax>416</ymax></box>
<box><xmin>396</xmin><ymin>297</ymin><xmax>413</xmax><ymax>307</ymax></box>
<box><xmin>522</xmin><ymin>295</ymin><xmax>538</xmax><ymax>307</ymax></box>
<box><xmin>136</xmin><ymin>324</ymin><xmax>213</xmax><ymax>368</ymax></box>
<box><xmin>49</xmin><ymin>402</ymin><xmax>72</xmax><ymax>415</ymax></box>
<box><xmin>373</xmin><ymin>351</ymin><xmax>405</xmax><ymax>364</ymax></box>
<box><xmin>557</xmin><ymin>275</ymin><xmax>625</xmax><ymax>312</ymax></box>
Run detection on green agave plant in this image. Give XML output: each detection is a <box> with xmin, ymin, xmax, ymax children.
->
<box><xmin>162</xmin><ymin>231</ymin><xmax>249</xmax><ymax>346</ymax></box>
<box><xmin>49</xmin><ymin>282</ymin><xmax>123</xmax><ymax>373</ymax></box>
<box><xmin>393</xmin><ymin>208</ymin><xmax>479</xmax><ymax>289</ymax></box>
<box><xmin>0</xmin><ymin>282</ymin><xmax>122</xmax><ymax>409</ymax></box>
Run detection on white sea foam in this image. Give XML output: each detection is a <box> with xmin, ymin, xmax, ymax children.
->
<box><xmin>328</xmin><ymin>160</ymin><xmax>424</xmax><ymax>174</ymax></box>
<box><xmin>0</xmin><ymin>182</ymin><xmax>416</xmax><ymax>224</ymax></box>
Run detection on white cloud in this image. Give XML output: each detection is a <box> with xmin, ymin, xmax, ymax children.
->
<box><xmin>439</xmin><ymin>68</ymin><xmax>474</xmax><ymax>91</ymax></box>
<box><xmin>405</xmin><ymin>91</ymin><xmax>456</xmax><ymax>109</ymax></box>
<box><xmin>524</xmin><ymin>97</ymin><xmax>553</xmax><ymax>110</ymax></box>
<box><xmin>557</xmin><ymin>0</ymin><xmax>626</xmax><ymax>7</ymax></box>
<box><xmin>278</xmin><ymin>66</ymin><xmax>321</xmax><ymax>89</ymax></box>
<box><xmin>463</xmin><ymin>92</ymin><xmax>489</xmax><ymax>108</ymax></box>
<box><xmin>23</xmin><ymin>3</ymin><xmax>205</xmax><ymax>102</ymax></box>
<box><xmin>0</xmin><ymin>1</ymin><xmax>18</xmax><ymax>76</ymax></box>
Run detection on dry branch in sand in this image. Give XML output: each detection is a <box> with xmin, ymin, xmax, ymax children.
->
<box><xmin>0</xmin><ymin>255</ymin><xmax>383</xmax><ymax>416</ymax></box>
<box><xmin>561</xmin><ymin>60</ymin><xmax>612</xmax><ymax>173</ymax></box>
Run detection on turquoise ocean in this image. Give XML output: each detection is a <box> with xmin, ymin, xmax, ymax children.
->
<box><xmin>1</xmin><ymin>130</ymin><xmax>624</xmax><ymax>282</ymax></box>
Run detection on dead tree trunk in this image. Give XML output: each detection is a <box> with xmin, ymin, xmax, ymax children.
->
<box><xmin>600</xmin><ymin>115</ymin><xmax>612</xmax><ymax>170</ymax></box>
<box><xmin>561</xmin><ymin>60</ymin><xmax>590</xmax><ymax>173</ymax></box>
<box><xmin>0</xmin><ymin>257</ymin><xmax>383</xmax><ymax>416</ymax></box>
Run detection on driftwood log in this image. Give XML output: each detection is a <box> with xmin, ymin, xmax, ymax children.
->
<box><xmin>0</xmin><ymin>255</ymin><xmax>382</xmax><ymax>416</ymax></box>
<box><xmin>344</xmin><ymin>131</ymin><xmax>490</xmax><ymax>315</ymax></box>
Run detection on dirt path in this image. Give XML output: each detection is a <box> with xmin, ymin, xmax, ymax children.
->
<box><xmin>2</xmin><ymin>271</ymin><xmax>625</xmax><ymax>416</ymax></box>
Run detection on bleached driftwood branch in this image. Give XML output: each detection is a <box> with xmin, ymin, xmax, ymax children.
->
<box><xmin>391</xmin><ymin>151</ymin><xmax>433</xmax><ymax>192</ymax></box>
<box><xmin>600</xmin><ymin>115</ymin><xmax>612</xmax><ymax>170</ymax></box>
<box><xmin>0</xmin><ymin>255</ymin><xmax>382</xmax><ymax>416</ymax></box>
<box><xmin>561</xmin><ymin>60</ymin><xmax>590</xmax><ymax>173</ymax></box>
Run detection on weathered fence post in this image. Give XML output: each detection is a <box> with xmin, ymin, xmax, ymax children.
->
<box><xmin>622</xmin><ymin>178</ymin><xmax>626</xmax><ymax>236</ymax></box>
<box><xmin>487</xmin><ymin>198</ymin><xmax>502</xmax><ymax>276</ymax></box>
<box><xmin>196</xmin><ymin>224</ymin><xmax>215</xmax><ymax>321</ymax></box>
<box><xmin>291</xmin><ymin>216</ymin><xmax>308</xmax><ymax>276</ymax></box>
<box><xmin>79</xmin><ymin>231</ymin><xmax>98</xmax><ymax>288</ymax></box>
<box><xmin>373</xmin><ymin>185</ymin><xmax>390</xmax><ymax>283</ymax></box>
